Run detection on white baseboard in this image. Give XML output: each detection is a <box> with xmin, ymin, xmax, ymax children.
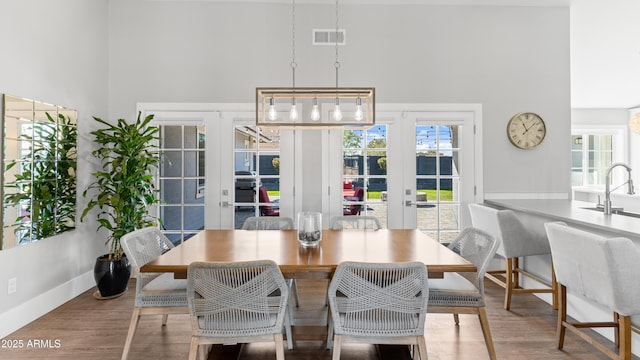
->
<box><xmin>0</xmin><ymin>271</ymin><xmax>95</xmax><ymax>339</ymax></box>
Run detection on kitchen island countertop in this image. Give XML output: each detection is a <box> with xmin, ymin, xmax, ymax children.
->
<box><xmin>484</xmin><ymin>199</ymin><xmax>640</xmax><ymax>239</ymax></box>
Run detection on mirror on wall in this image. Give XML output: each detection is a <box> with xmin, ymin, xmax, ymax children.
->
<box><xmin>1</xmin><ymin>94</ymin><xmax>78</xmax><ymax>250</ymax></box>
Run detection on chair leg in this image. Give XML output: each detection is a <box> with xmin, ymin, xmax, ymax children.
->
<box><xmin>618</xmin><ymin>315</ymin><xmax>632</xmax><ymax>360</ymax></box>
<box><xmin>512</xmin><ymin>257</ymin><xmax>520</xmax><ymax>288</ymax></box>
<box><xmin>453</xmin><ymin>313</ymin><xmax>460</xmax><ymax>325</ymax></box>
<box><xmin>284</xmin><ymin>306</ymin><xmax>294</xmax><ymax>350</ymax></box>
<box><xmin>274</xmin><ymin>333</ymin><xmax>286</xmax><ymax>360</ymax></box>
<box><xmin>614</xmin><ymin>312</ymin><xmax>620</xmax><ymax>347</ymax></box>
<box><xmin>326</xmin><ymin>314</ymin><xmax>334</xmax><ymax>349</ymax></box>
<box><xmin>161</xmin><ymin>314</ymin><xmax>169</xmax><ymax>325</ymax></box>
<box><xmin>551</xmin><ymin>263</ymin><xmax>558</xmax><ymax>310</ymax></box>
<box><xmin>504</xmin><ymin>258</ymin><xmax>514</xmax><ymax>310</ymax></box>
<box><xmin>188</xmin><ymin>337</ymin><xmax>199</xmax><ymax>360</ymax></box>
<box><xmin>332</xmin><ymin>335</ymin><xmax>342</xmax><ymax>360</ymax></box>
<box><xmin>121</xmin><ymin>308</ymin><xmax>141</xmax><ymax>360</ymax></box>
<box><xmin>197</xmin><ymin>343</ymin><xmax>206</xmax><ymax>360</ymax></box>
<box><xmin>288</xmin><ymin>279</ymin><xmax>300</xmax><ymax>307</ymax></box>
<box><xmin>416</xmin><ymin>336</ymin><xmax>428</xmax><ymax>360</ymax></box>
<box><xmin>477</xmin><ymin>307</ymin><xmax>497</xmax><ymax>360</ymax></box>
<box><xmin>557</xmin><ymin>284</ymin><xmax>567</xmax><ymax>350</ymax></box>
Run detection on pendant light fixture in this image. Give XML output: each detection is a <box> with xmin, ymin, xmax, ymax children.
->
<box><xmin>256</xmin><ymin>0</ymin><xmax>375</xmax><ymax>129</ymax></box>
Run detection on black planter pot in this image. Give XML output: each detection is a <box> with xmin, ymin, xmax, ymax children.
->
<box><xmin>94</xmin><ymin>254</ymin><xmax>131</xmax><ymax>299</ymax></box>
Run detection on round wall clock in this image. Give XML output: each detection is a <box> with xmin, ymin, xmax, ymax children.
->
<box><xmin>506</xmin><ymin>112</ymin><xmax>546</xmax><ymax>150</ymax></box>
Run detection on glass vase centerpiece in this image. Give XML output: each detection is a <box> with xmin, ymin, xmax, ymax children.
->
<box><xmin>297</xmin><ymin>211</ymin><xmax>322</xmax><ymax>247</ymax></box>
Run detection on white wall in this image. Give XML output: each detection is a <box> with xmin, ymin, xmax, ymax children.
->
<box><xmin>570</xmin><ymin>0</ymin><xmax>640</xmax><ymax>109</ymax></box>
<box><xmin>107</xmin><ymin>0</ymin><xmax>572</xmax><ymax>199</ymax></box>
<box><xmin>0</xmin><ymin>0</ymin><xmax>109</xmax><ymax>337</ymax></box>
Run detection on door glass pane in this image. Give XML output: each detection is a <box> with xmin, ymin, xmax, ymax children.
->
<box><xmin>161</xmin><ymin>206</ymin><xmax>182</xmax><ymax>231</ymax></box>
<box><xmin>160</xmin><ymin>179</ymin><xmax>182</xmax><ymax>203</ymax></box>
<box><xmin>341</xmin><ymin>125</ymin><xmax>387</xmax><ymax>228</ymax></box>
<box><xmin>415</xmin><ymin>124</ymin><xmax>461</xmax><ymax>243</ymax></box>
<box><xmin>184</xmin><ymin>206</ymin><xmax>205</xmax><ymax>230</ymax></box>
<box><xmin>183</xmin><ymin>151</ymin><xmax>199</xmax><ymax>177</ymax></box>
<box><xmin>366</xmin><ymin>178</ymin><xmax>388</xmax><ymax>228</ymax></box>
<box><xmin>161</xmin><ymin>151</ymin><xmax>182</xmax><ymax>177</ymax></box>
<box><xmin>234</xmin><ymin>206</ymin><xmax>257</xmax><ymax>229</ymax></box>
<box><xmin>157</xmin><ymin>124</ymin><xmax>206</xmax><ymax>244</ymax></box>
<box><xmin>161</xmin><ymin>126</ymin><xmax>183</xmax><ymax>149</ymax></box>
<box><xmin>234</xmin><ymin>125</ymin><xmax>282</xmax><ymax>229</ymax></box>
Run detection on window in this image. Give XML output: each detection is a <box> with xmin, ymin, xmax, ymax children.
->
<box><xmin>571</xmin><ymin>127</ymin><xmax>626</xmax><ymax>188</ymax></box>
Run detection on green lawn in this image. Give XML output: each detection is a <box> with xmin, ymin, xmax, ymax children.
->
<box><xmin>367</xmin><ymin>190</ymin><xmax>453</xmax><ymax>201</ymax></box>
<box><xmin>267</xmin><ymin>190</ymin><xmax>280</xmax><ymax>197</ymax></box>
<box><xmin>268</xmin><ymin>189</ymin><xmax>453</xmax><ymax>201</ymax></box>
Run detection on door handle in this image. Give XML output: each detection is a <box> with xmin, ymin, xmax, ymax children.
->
<box><xmin>405</xmin><ymin>200</ymin><xmax>417</xmax><ymax>206</ymax></box>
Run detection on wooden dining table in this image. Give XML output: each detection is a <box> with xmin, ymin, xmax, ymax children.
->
<box><xmin>140</xmin><ymin>228</ymin><xmax>476</xmax><ymax>278</ymax></box>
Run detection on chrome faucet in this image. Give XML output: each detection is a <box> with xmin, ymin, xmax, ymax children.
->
<box><xmin>604</xmin><ymin>163</ymin><xmax>635</xmax><ymax>215</ymax></box>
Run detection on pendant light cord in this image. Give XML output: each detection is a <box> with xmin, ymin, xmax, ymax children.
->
<box><xmin>334</xmin><ymin>0</ymin><xmax>340</xmax><ymax>90</ymax></box>
<box><xmin>291</xmin><ymin>0</ymin><xmax>297</xmax><ymax>90</ymax></box>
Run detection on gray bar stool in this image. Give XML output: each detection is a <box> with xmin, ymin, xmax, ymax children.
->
<box><xmin>545</xmin><ymin>222</ymin><xmax>640</xmax><ymax>360</ymax></box>
<box><xmin>468</xmin><ymin>203</ymin><xmax>557</xmax><ymax>310</ymax></box>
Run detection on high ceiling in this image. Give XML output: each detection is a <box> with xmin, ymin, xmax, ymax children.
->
<box><xmin>155</xmin><ymin>0</ymin><xmax>638</xmax><ymax>109</ymax></box>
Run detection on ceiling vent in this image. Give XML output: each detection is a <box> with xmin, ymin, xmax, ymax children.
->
<box><xmin>312</xmin><ymin>29</ymin><xmax>346</xmax><ymax>46</ymax></box>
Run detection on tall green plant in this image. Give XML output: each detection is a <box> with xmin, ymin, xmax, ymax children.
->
<box><xmin>81</xmin><ymin>112</ymin><xmax>160</xmax><ymax>260</ymax></box>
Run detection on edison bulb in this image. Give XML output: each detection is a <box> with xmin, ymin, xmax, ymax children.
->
<box><xmin>333</xmin><ymin>100</ymin><xmax>342</xmax><ymax>122</ymax></box>
<box><xmin>311</xmin><ymin>105</ymin><xmax>320</xmax><ymax>121</ymax></box>
<box><xmin>311</xmin><ymin>98</ymin><xmax>320</xmax><ymax>121</ymax></box>
<box><xmin>289</xmin><ymin>103</ymin><xmax>298</xmax><ymax>122</ymax></box>
<box><xmin>267</xmin><ymin>98</ymin><xmax>278</xmax><ymax>121</ymax></box>
<box><xmin>354</xmin><ymin>103</ymin><xmax>364</xmax><ymax>121</ymax></box>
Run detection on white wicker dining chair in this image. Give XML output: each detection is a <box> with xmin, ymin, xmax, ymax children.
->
<box><xmin>329</xmin><ymin>215</ymin><xmax>382</xmax><ymax>230</ymax></box>
<box><xmin>240</xmin><ymin>215</ymin><xmax>297</xmax><ymax>349</ymax></box>
<box><xmin>186</xmin><ymin>260</ymin><xmax>291</xmax><ymax>360</ymax></box>
<box><xmin>545</xmin><ymin>222</ymin><xmax>640</xmax><ymax>360</ymax></box>
<box><xmin>241</xmin><ymin>216</ymin><xmax>295</xmax><ymax>230</ymax></box>
<box><xmin>427</xmin><ymin>227</ymin><xmax>499</xmax><ymax>360</ymax></box>
<box><xmin>119</xmin><ymin>227</ymin><xmax>188</xmax><ymax>360</ymax></box>
<box><xmin>327</xmin><ymin>261</ymin><xmax>429</xmax><ymax>360</ymax></box>
<box><xmin>469</xmin><ymin>203</ymin><xmax>557</xmax><ymax>310</ymax></box>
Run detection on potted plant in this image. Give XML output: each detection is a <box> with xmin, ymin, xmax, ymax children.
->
<box><xmin>81</xmin><ymin>112</ymin><xmax>160</xmax><ymax>298</ymax></box>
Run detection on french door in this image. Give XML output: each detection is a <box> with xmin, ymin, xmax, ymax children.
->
<box><xmin>399</xmin><ymin>110</ymin><xmax>480</xmax><ymax>243</ymax></box>
<box><xmin>145</xmin><ymin>111</ymin><xmax>216</xmax><ymax>244</ymax></box>
<box><xmin>141</xmin><ymin>103</ymin><xmax>481</xmax><ymax>241</ymax></box>
<box><xmin>331</xmin><ymin>106</ymin><xmax>482</xmax><ymax>242</ymax></box>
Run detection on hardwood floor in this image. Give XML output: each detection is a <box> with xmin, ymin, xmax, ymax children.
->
<box><xmin>1</xmin><ymin>278</ymin><xmax>636</xmax><ymax>360</ymax></box>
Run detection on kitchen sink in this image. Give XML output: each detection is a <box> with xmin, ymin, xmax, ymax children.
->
<box><xmin>580</xmin><ymin>207</ymin><xmax>640</xmax><ymax>219</ymax></box>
